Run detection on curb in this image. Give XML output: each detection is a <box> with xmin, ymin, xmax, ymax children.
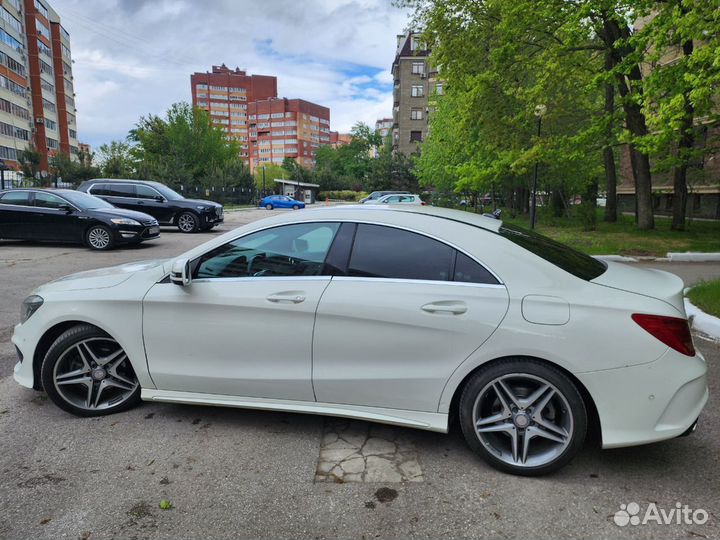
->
<box><xmin>594</xmin><ymin>253</ymin><xmax>720</xmax><ymax>263</ymax></box>
<box><xmin>685</xmin><ymin>298</ymin><xmax>720</xmax><ymax>342</ymax></box>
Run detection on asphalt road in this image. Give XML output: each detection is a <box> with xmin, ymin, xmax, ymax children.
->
<box><xmin>0</xmin><ymin>209</ymin><xmax>718</xmax><ymax>539</ymax></box>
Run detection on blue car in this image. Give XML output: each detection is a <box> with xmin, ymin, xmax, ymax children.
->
<box><xmin>259</xmin><ymin>195</ymin><xmax>305</xmax><ymax>210</ymax></box>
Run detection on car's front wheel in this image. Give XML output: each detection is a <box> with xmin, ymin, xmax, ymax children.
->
<box><xmin>41</xmin><ymin>325</ymin><xmax>141</xmax><ymax>417</ymax></box>
<box><xmin>85</xmin><ymin>225</ymin><xmax>114</xmax><ymax>251</ymax></box>
<box><xmin>292</xmin><ymin>204</ymin><xmax>299</xmax><ymax>210</ymax></box>
<box><xmin>177</xmin><ymin>212</ymin><xmax>199</xmax><ymax>233</ymax></box>
<box><xmin>265</xmin><ymin>203</ymin><xmax>273</xmax><ymax>210</ymax></box>
<box><xmin>459</xmin><ymin>358</ymin><xmax>587</xmax><ymax>476</ymax></box>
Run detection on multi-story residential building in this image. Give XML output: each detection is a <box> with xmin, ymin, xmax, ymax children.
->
<box><xmin>0</xmin><ymin>0</ymin><xmax>78</xmax><ymax>173</ymax></box>
<box><xmin>190</xmin><ymin>65</ymin><xmax>277</xmax><ymax>160</ymax></box>
<box><xmin>248</xmin><ymin>97</ymin><xmax>330</xmax><ymax>171</ymax></box>
<box><xmin>391</xmin><ymin>32</ymin><xmax>437</xmax><ymax>156</ymax></box>
<box><xmin>373</xmin><ymin>117</ymin><xmax>393</xmax><ymax>157</ymax></box>
<box><xmin>329</xmin><ymin>130</ymin><xmax>351</xmax><ymax>149</ymax></box>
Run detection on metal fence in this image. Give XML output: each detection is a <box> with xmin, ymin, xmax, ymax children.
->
<box><xmin>0</xmin><ymin>171</ymin><xmax>74</xmax><ymax>190</ymax></box>
<box><xmin>177</xmin><ymin>185</ymin><xmax>274</xmax><ymax>207</ymax></box>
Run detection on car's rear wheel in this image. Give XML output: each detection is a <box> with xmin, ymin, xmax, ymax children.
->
<box><xmin>177</xmin><ymin>212</ymin><xmax>199</xmax><ymax>233</ymax></box>
<box><xmin>41</xmin><ymin>325</ymin><xmax>141</xmax><ymax>417</ymax></box>
<box><xmin>85</xmin><ymin>225</ymin><xmax>114</xmax><ymax>250</ymax></box>
<box><xmin>459</xmin><ymin>358</ymin><xmax>587</xmax><ymax>476</ymax></box>
<box><xmin>265</xmin><ymin>203</ymin><xmax>273</xmax><ymax>210</ymax></box>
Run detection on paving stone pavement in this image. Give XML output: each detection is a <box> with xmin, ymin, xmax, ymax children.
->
<box><xmin>315</xmin><ymin>419</ymin><xmax>425</xmax><ymax>483</ymax></box>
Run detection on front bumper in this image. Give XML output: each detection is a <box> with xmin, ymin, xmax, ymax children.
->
<box><xmin>12</xmin><ymin>323</ymin><xmax>35</xmax><ymax>389</ymax></box>
<box><xmin>112</xmin><ymin>222</ymin><xmax>160</xmax><ymax>244</ymax></box>
<box><xmin>577</xmin><ymin>348</ymin><xmax>708</xmax><ymax>448</ymax></box>
<box><xmin>201</xmin><ymin>208</ymin><xmax>224</xmax><ymax>226</ymax></box>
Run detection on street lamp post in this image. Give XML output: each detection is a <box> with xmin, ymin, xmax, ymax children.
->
<box><xmin>261</xmin><ymin>165</ymin><xmax>266</xmax><ymax>196</ymax></box>
<box><xmin>0</xmin><ymin>159</ymin><xmax>5</xmax><ymax>190</ymax></box>
<box><xmin>529</xmin><ymin>104</ymin><xmax>546</xmax><ymax>230</ymax></box>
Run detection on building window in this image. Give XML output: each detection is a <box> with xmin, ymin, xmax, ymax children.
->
<box><xmin>196</xmin><ymin>84</ymin><xmax>208</xmax><ymax>90</ymax></box>
<box><xmin>410</xmin><ymin>131</ymin><xmax>423</xmax><ymax>142</ymax></box>
<box><xmin>37</xmin><ymin>39</ymin><xmax>51</xmax><ymax>57</ymax></box>
<box><xmin>0</xmin><ymin>97</ymin><xmax>28</xmax><ymax>120</ymax></box>
<box><xmin>62</xmin><ymin>61</ymin><xmax>72</xmax><ymax>76</ymax></box>
<box><xmin>411</xmin><ymin>62</ymin><xmax>425</xmax><ymax>75</ymax></box>
<box><xmin>40</xmin><ymin>80</ymin><xmax>54</xmax><ymax>94</ymax></box>
<box><xmin>47</xmin><ymin>137</ymin><xmax>58</xmax><ymax>150</ymax></box>
<box><xmin>0</xmin><ymin>7</ymin><xmax>22</xmax><ymax>33</ymax></box>
<box><xmin>0</xmin><ymin>74</ymin><xmax>24</xmax><ymax>96</ymax></box>
<box><xmin>60</xmin><ymin>25</ymin><xmax>70</xmax><ymax>41</ymax></box>
<box><xmin>5</xmin><ymin>0</ymin><xmax>20</xmax><ymax>12</ymax></box>
<box><xmin>0</xmin><ymin>145</ymin><xmax>18</xmax><ymax>160</ymax></box>
<box><xmin>40</xmin><ymin>59</ymin><xmax>53</xmax><ymax>76</ymax></box>
<box><xmin>0</xmin><ymin>121</ymin><xmax>28</xmax><ymax>140</ymax></box>
<box><xmin>0</xmin><ymin>28</ymin><xmax>22</xmax><ymax>51</ymax></box>
<box><xmin>435</xmin><ymin>83</ymin><xmax>444</xmax><ymax>95</ymax></box>
<box><xmin>64</xmin><ymin>78</ymin><xmax>73</xmax><ymax>93</ymax></box>
<box><xmin>411</xmin><ymin>108</ymin><xmax>424</xmax><ymax>120</ymax></box>
<box><xmin>410</xmin><ymin>36</ymin><xmax>425</xmax><ymax>51</ymax></box>
<box><xmin>411</xmin><ymin>85</ymin><xmax>424</xmax><ymax>97</ymax></box>
<box><xmin>35</xmin><ymin>19</ymin><xmax>50</xmax><ymax>40</ymax></box>
<box><xmin>69</xmin><ymin>128</ymin><xmax>76</xmax><ymax>139</ymax></box>
<box><xmin>0</xmin><ymin>51</ymin><xmax>25</xmax><ymax>77</ymax></box>
<box><xmin>34</xmin><ymin>0</ymin><xmax>49</xmax><ymax>18</ymax></box>
<box><xmin>44</xmin><ymin>118</ymin><xmax>56</xmax><ymax>130</ymax></box>
<box><xmin>42</xmin><ymin>98</ymin><xmax>56</xmax><ymax>112</ymax></box>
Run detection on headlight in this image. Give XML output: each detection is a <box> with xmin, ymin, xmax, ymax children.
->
<box><xmin>21</xmin><ymin>295</ymin><xmax>43</xmax><ymax>323</ymax></box>
<box><xmin>110</xmin><ymin>218</ymin><xmax>141</xmax><ymax>226</ymax></box>
<box><xmin>197</xmin><ymin>206</ymin><xmax>207</xmax><ymax>211</ymax></box>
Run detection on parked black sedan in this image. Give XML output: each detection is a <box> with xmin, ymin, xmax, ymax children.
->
<box><xmin>77</xmin><ymin>179</ymin><xmax>224</xmax><ymax>233</ymax></box>
<box><xmin>0</xmin><ymin>189</ymin><xmax>160</xmax><ymax>250</ymax></box>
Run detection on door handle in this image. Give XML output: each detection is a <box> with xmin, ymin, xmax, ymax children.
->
<box><xmin>266</xmin><ymin>292</ymin><xmax>306</xmax><ymax>304</ymax></box>
<box><xmin>421</xmin><ymin>302</ymin><xmax>467</xmax><ymax>315</ymax></box>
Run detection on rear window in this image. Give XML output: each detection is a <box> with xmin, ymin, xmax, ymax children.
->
<box><xmin>499</xmin><ymin>223</ymin><xmax>606</xmax><ymax>281</ymax></box>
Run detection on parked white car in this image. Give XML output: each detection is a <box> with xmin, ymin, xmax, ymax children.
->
<box><xmin>364</xmin><ymin>193</ymin><xmax>425</xmax><ymax>205</ymax></box>
<box><xmin>12</xmin><ymin>205</ymin><xmax>707</xmax><ymax>475</ymax></box>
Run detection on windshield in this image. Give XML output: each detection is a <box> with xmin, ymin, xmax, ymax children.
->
<box><xmin>61</xmin><ymin>191</ymin><xmax>114</xmax><ymax>210</ymax></box>
<box><xmin>498</xmin><ymin>222</ymin><xmax>607</xmax><ymax>281</ymax></box>
<box><xmin>152</xmin><ymin>183</ymin><xmax>184</xmax><ymax>200</ymax></box>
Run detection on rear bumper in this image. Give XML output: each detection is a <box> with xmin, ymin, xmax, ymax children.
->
<box><xmin>577</xmin><ymin>349</ymin><xmax>708</xmax><ymax>448</ymax></box>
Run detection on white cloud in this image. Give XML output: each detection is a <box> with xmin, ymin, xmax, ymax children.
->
<box><xmin>52</xmin><ymin>0</ymin><xmax>411</xmax><ymax>147</ymax></box>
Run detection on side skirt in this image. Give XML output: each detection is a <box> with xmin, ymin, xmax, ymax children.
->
<box><xmin>141</xmin><ymin>389</ymin><xmax>449</xmax><ymax>433</ymax></box>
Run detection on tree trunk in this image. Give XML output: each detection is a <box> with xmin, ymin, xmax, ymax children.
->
<box><xmin>604</xmin><ymin>17</ymin><xmax>654</xmax><ymax>230</ymax></box>
<box><xmin>603</xmin><ymin>48</ymin><xmax>617</xmax><ymax>222</ymax></box>
<box><xmin>671</xmin><ymin>37</ymin><xmax>695</xmax><ymax>231</ymax></box>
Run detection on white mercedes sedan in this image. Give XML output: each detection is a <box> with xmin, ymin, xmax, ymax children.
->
<box><xmin>12</xmin><ymin>205</ymin><xmax>708</xmax><ymax>475</ymax></box>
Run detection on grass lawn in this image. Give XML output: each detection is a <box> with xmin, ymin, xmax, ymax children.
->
<box><xmin>223</xmin><ymin>204</ymin><xmax>256</xmax><ymax>211</ymax></box>
<box><xmin>688</xmin><ymin>280</ymin><xmax>720</xmax><ymax>318</ymax></box>
<box><xmin>497</xmin><ymin>209</ymin><xmax>720</xmax><ymax>256</ymax></box>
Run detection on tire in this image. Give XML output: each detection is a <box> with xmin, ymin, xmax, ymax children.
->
<box><xmin>85</xmin><ymin>224</ymin><xmax>114</xmax><ymax>251</ymax></box>
<box><xmin>459</xmin><ymin>358</ymin><xmax>587</xmax><ymax>476</ymax></box>
<box><xmin>292</xmin><ymin>205</ymin><xmax>299</xmax><ymax>210</ymax></box>
<box><xmin>265</xmin><ymin>204</ymin><xmax>273</xmax><ymax>210</ymax></box>
<box><xmin>41</xmin><ymin>324</ymin><xmax>141</xmax><ymax>417</ymax></box>
<box><xmin>177</xmin><ymin>211</ymin><xmax>199</xmax><ymax>233</ymax></box>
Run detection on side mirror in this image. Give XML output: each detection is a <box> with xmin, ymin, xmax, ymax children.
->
<box><xmin>154</xmin><ymin>195</ymin><xmax>165</xmax><ymax>202</ymax></box>
<box><xmin>170</xmin><ymin>258</ymin><xmax>192</xmax><ymax>286</ymax></box>
<box><xmin>59</xmin><ymin>204</ymin><xmax>74</xmax><ymax>213</ymax></box>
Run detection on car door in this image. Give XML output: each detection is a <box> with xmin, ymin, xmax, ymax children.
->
<box><xmin>0</xmin><ymin>190</ymin><xmax>32</xmax><ymax>239</ymax></box>
<box><xmin>101</xmin><ymin>183</ymin><xmax>137</xmax><ymax>211</ymax></box>
<box><xmin>312</xmin><ymin>223</ymin><xmax>509</xmax><ymax>413</ymax></box>
<box><xmin>134</xmin><ymin>184</ymin><xmax>172</xmax><ymax>222</ymax></box>
<box><xmin>31</xmin><ymin>192</ymin><xmax>80</xmax><ymax>242</ymax></box>
<box><xmin>142</xmin><ymin>221</ymin><xmax>341</xmax><ymax>400</ymax></box>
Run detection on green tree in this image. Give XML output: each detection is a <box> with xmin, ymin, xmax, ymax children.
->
<box><xmin>18</xmin><ymin>146</ymin><xmax>42</xmax><ymax>183</ymax></box>
<box><xmin>129</xmin><ymin>102</ymin><xmax>242</xmax><ymax>189</ymax></box>
<box><xmin>49</xmin><ymin>152</ymin><xmax>100</xmax><ymax>185</ymax></box>
<box><xmin>96</xmin><ymin>140</ymin><xmax>136</xmax><ymax>178</ymax></box>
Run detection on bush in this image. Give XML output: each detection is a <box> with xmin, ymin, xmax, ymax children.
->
<box><xmin>318</xmin><ymin>190</ymin><xmax>367</xmax><ymax>202</ymax></box>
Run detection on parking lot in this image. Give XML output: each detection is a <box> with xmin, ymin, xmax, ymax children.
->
<box><xmin>1</xmin><ymin>208</ymin><xmax>718</xmax><ymax>540</ymax></box>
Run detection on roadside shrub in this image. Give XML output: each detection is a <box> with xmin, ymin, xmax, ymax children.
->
<box><xmin>318</xmin><ymin>190</ymin><xmax>367</xmax><ymax>201</ymax></box>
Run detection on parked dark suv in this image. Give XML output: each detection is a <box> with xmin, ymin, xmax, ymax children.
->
<box><xmin>77</xmin><ymin>179</ymin><xmax>224</xmax><ymax>233</ymax></box>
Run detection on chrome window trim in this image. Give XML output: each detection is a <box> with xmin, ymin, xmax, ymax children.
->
<box><xmin>331</xmin><ymin>276</ymin><xmax>506</xmax><ymax>289</ymax></box>
<box><xmin>0</xmin><ymin>189</ymin><xmax>80</xmax><ymax>211</ymax></box>
<box><xmin>89</xmin><ymin>182</ymin><xmax>165</xmax><ymax>201</ymax></box>
<box><xmin>191</xmin><ymin>218</ymin><xmax>505</xmax><ymax>286</ymax></box>
<box><xmin>192</xmin><ymin>275</ymin><xmax>332</xmax><ymax>284</ymax></box>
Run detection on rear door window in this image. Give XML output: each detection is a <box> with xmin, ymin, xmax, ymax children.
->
<box><xmin>0</xmin><ymin>191</ymin><xmax>31</xmax><ymax>206</ymax></box>
<box><xmin>347</xmin><ymin>224</ymin><xmax>453</xmax><ymax>281</ymax></box>
<box><xmin>106</xmin><ymin>184</ymin><xmax>135</xmax><ymax>197</ymax></box>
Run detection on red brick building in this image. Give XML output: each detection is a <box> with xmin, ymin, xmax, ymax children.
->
<box><xmin>0</xmin><ymin>0</ymin><xmax>78</xmax><ymax>173</ymax></box>
<box><xmin>190</xmin><ymin>65</ymin><xmax>277</xmax><ymax>161</ymax></box>
<box><xmin>248</xmin><ymin>98</ymin><xmax>330</xmax><ymax>171</ymax></box>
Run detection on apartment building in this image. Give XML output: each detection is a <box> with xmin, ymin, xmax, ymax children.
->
<box><xmin>190</xmin><ymin>65</ymin><xmax>277</xmax><ymax>160</ymax></box>
<box><xmin>248</xmin><ymin>97</ymin><xmax>330</xmax><ymax>171</ymax></box>
<box><xmin>391</xmin><ymin>32</ymin><xmax>440</xmax><ymax>156</ymax></box>
<box><xmin>0</xmin><ymin>0</ymin><xmax>78</xmax><ymax>172</ymax></box>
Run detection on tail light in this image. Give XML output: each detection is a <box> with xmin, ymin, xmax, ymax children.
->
<box><xmin>421</xmin><ymin>201</ymin><xmax>427</xmax><ymax>206</ymax></box>
<box><xmin>631</xmin><ymin>314</ymin><xmax>695</xmax><ymax>357</ymax></box>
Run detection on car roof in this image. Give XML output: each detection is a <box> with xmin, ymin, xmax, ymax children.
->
<box><xmin>84</xmin><ymin>178</ymin><xmax>162</xmax><ymax>187</ymax></box>
<box><xmin>0</xmin><ymin>188</ymin><xmax>75</xmax><ymax>195</ymax></box>
<box><xmin>267</xmin><ymin>204</ymin><xmax>503</xmax><ymax>233</ymax></box>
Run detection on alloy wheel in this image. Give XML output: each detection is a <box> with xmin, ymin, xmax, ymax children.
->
<box><xmin>472</xmin><ymin>373</ymin><xmax>573</xmax><ymax>468</ymax></box>
<box><xmin>87</xmin><ymin>227</ymin><xmax>110</xmax><ymax>249</ymax></box>
<box><xmin>52</xmin><ymin>337</ymin><xmax>139</xmax><ymax>411</ymax></box>
<box><xmin>178</xmin><ymin>213</ymin><xmax>197</xmax><ymax>232</ymax></box>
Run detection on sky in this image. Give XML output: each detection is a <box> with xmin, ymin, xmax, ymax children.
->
<box><xmin>51</xmin><ymin>0</ymin><xmax>411</xmax><ymax>150</ymax></box>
